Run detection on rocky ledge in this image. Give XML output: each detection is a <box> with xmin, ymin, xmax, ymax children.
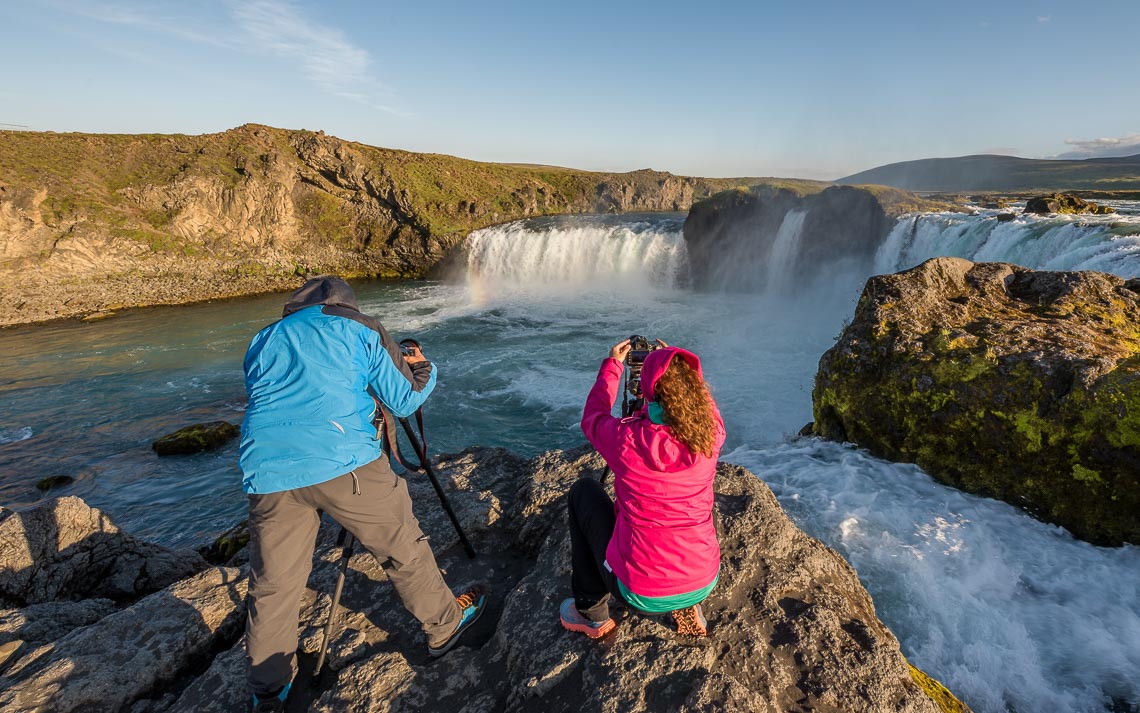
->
<box><xmin>0</xmin><ymin>446</ymin><xmax>968</xmax><ymax>712</ymax></box>
<box><xmin>813</xmin><ymin>257</ymin><xmax>1140</xmax><ymax>546</ymax></box>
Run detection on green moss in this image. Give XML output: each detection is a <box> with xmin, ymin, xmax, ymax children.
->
<box><xmin>907</xmin><ymin>664</ymin><xmax>971</xmax><ymax>713</ymax></box>
<box><xmin>1011</xmin><ymin>410</ymin><xmax>1048</xmax><ymax>452</ymax></box>
<box><xmin>1072</xmin><ymin>464</ymin><xmax>1103</xmax><ymax>484</ymax></box>
<box><xmin>295</xmin><ymin>190</ymin><xmax>356</xmax><ymax>246</ymax></box>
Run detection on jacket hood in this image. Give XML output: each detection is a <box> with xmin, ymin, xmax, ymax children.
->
<box><xmin>641</xmin><ymin>346</ymin><xmax>703</xmax><ymax>402</ymax></box>
<box><xmin>283</xmin><ymin>276</ymin><xmax>358</xmax><ymax>317</ymax></box>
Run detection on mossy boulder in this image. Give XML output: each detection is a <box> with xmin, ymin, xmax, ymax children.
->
<box><xmin>813</xmin><ymin>257</ymin><xmax>1140</xmax><ymax>545</ymax></box>
<box><xmin>152</xmin><ymin>421</ymin><xmax>240</xmax><ymax>456</ymax></box>
<box><xmin>198</xmin><ymin>520</ymin><xmax>250</xmax><ymax>564</ymax></box>
<box><xmin>1023</xmin><ymin>193</ymin><xmax>1115</xmax><ymax>215</ymax></box>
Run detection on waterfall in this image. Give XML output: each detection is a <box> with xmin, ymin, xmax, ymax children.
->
<box><xmin>874</xmin><ymin>211</ymin><xmax>1140</xmax><ymax>277</ymax></box>
<box><xmin>464</xmin><ymin>215</ymin><xmax>688</xmax><ymax>291</ymax></box>
<box><xmin>764</xmin><ymin>209</ymin><xmax>808</xmax><ymax>293</ymax></box>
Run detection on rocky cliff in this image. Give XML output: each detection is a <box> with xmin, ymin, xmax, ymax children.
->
<box><xmin>813</xmin><ymin>257</ymin><xmax>1140</xmax><ymax>546</ymax></box>
<box><xmin>0</xmin><ymin>125</ymin><xmax>758</xmax><ymax>326</ymax></box>
<box><xmin>0</xmin><ymin>446</ymin><xmax>969</xmax><ymax>712</ymax></box>
<box><xmin>682</xmin><ymin>184</ymin><xmax>954</xmax><ymax>291</ymax></box>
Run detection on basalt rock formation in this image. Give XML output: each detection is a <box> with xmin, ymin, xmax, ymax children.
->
<box><xmin>682</xmin><ymin>184</ymin><xmax>953</xmax><ymax>291</ymax></box>
<box><xmin>0</xmin><ymin>125</ymin><xmax>759</xmax><ymax>326</ymax></box>
<box><xmin>0</xmin><ymin>446</ymin><xmax>969</xmax><ymax>712</ymax></box>
<box><xmin>813</xmin><ymin>257</ymin><xmax>1140</xmax><ymax>546</ymax></box>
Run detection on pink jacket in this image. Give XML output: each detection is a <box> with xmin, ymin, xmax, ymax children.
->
<box><xmin>580</xmin><ymin>347</ymin><xmax>726</xmax><ymax>597</ymax></box>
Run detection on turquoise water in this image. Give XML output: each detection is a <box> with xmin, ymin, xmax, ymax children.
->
<box><xmin>2</xmin><ymin>213</ymin><xmax>1139</xmax><ymax>711</ymax></box>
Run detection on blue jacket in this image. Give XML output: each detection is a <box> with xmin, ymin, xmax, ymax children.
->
<box><xmin>239</xmin><ymin>277</ymin><xmax>436</xmax><ymax>494</ymax></box>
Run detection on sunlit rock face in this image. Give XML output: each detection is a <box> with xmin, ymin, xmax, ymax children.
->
<box><xmin>814</xmin><ymin>256</ymin><xmax>1140</xmax><ymax>546</ymax></box>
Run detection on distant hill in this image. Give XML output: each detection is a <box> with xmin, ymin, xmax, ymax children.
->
<box><xmin>837</xmin><ymin>153</ymin><xmax>1140</xmax><ymax>192</ymax></box>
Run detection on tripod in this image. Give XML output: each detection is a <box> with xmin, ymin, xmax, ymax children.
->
<box><xmin>312</xmin><ymin>407</ymin><xmax>476</xmax><ymax>678</ymax></box>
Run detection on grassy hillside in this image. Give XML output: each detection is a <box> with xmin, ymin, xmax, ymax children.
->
<box><xmin>1</xmin><ymin>124</ymin><xmax>782</xmax><ymax>324</ymax></box>
<box><xmin>836</xmin><ymin>153</ymin><xmax>1140</xmax><ymax>192</ymax></box>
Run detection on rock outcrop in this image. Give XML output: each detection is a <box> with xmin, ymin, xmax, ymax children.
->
<box><xmin>0</xmin><ymin>447</ymin><xmax>970</xmax><ymax>712</ymax></box>
<box><xmin>813</xmin><ymin>257</ymin><xmax>1140</xmax><ymax>545</ymax></box>
<box><xmin>1022</xmin><ymin>193</ymin><xmax>1115</xmax><ymax>215</ymax></box>
<box><xmin>682</xmin><ymin>184</ymin><xmax>953</xmax><ymax>291</ymax></box>
<box><xmin>151</xmin><ymin>421</ymin><xmax>240</xmax><ymax>456</ymax></box>
<box><xmin>0</xmin><ymin>496</ymin><xmax>207</xmax><ymax>606</ymax></box>
<box><xmin>0</xmin><ymin>126</ymin><xmax>761</xmax><ymax>326</ymax></box>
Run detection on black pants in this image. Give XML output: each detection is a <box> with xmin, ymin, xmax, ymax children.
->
<box><xmin>568</xmin><ymin>477</ymin><xmax>631</xmax><ymax>622</ymax></box>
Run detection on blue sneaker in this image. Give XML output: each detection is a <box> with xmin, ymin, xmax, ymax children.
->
<box><xmin>250</xmin><ymin>682</ymin><xmax>290</xmax><ymax>712</ymax></box>
<box><xmin>428</xmin><ymin>585</ymin><xmax>487</xmax><ymax>657</ymax></box>
<box><xmin>559</xmin><ymin>598</ymin><xmax>616</xmax><ymax>639</ymax></box>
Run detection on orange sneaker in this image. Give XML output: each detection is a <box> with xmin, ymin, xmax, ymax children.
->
<box><xmin>672</xmin><ymin>604</ymin><xmax>708</xmax><ymax>637</ymax></box>
<box><xmin>559</xmin><ymin>598</ymin><xmax>615</xmax><ymax>638</ymax></box>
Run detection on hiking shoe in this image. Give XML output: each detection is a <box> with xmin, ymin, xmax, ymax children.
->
<box><xmin>559</xmin><ymin>598</ymin><xmax>616</xmax><ymax>639</ymax></box>
<box><xmin>672</xmin><ymin>604</ymin><xmax>708</xmax><ymax>637</ymax></box>
<box><xmin>428</xmin><ymin>585</ymin><xmax>487</xmax><ymax>657</ymax></box>
<box><xmin>250</xmin><ymin>682</ymin><xmax>290</xmax><ymax>712</ymax></box>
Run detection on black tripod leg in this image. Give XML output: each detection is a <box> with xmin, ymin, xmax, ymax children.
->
<box><xmin>397</xmin><ymin>417</ymin><xmax>478</xmax><ymax>559</ymax></box>
<box><xmin>313</xmin><ymin>529</ymin><xmax>355</xmax><ymax>680</ymax></box>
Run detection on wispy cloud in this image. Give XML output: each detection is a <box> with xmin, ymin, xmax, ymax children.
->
<box><xmin>226</xmin><ymin>0</ymin><xmax>403</xmax><ymax>114</ymax></box>
<box><xmin>1037</xmin><ymin>15</ymin><xmax>1052</xmax><ymax>23</ymax></box>
<box><xmin>1052</xmin><ymin>133</ymin><xmax>1140</xmax><ymax>159</ymax></box>
<box><xmin>47</xmin><ymin>0</ymin><xmax>405</xmax><ymax>115</ymax></box>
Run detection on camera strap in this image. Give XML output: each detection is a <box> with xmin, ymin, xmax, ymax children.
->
<box><xmin>378</xmin><ymin>404</ymin><xmax>429</xmax><ymax>472</ymax></box>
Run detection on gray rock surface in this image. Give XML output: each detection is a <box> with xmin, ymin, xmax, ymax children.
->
<box><xmin>0</xmin><ymin>448</ymin><xmax>968</xmax><ymax>712</ymax></box>
<box><xmin>0</xmin><ymin>599</ymin><xmax>115</xmax><ymax>649</ymax></box>
<box><xmin>0</xmin><ymin>497</ymin><xmax>206</xmax><ymax>606</ymax></box>
<box><xmin>0</xmin><ymin>566</ymin><xmax>246</xmax><ymax>713</ymax></box>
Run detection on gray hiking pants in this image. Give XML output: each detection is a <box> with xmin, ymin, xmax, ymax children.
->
<box><xmin>245</xmin><ymin>455</ymin><xmax>461</xmax><ymax>694</ymax></box>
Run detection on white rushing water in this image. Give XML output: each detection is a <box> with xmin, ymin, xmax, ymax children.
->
<box><xmin>458</xmin><ymin>213</ymin><xmax>1140</xmax><ymax>712</ymax></box>
<box><xmin>465</xmin><ymin>215</ymin><xmax>689</xmax><ymax>293</ymax></box>
<box><xmin>876</xmin><ymin>210</ymin><xmax>1140</xmax><ymax>277</ymax></box>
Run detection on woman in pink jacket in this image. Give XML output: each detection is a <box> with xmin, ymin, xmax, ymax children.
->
<box><xmin>561</xmin><ymin>338</ymin><xmax>726</xmax><ymax>638</ymax></box>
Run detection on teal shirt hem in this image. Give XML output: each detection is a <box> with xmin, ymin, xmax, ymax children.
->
<box><xmin>617</xmin><ymin>573</ymin><xmax>718</xmax><ymax>613</ymax></box>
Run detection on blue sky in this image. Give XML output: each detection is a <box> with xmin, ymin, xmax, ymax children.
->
<box><xmin>1</xmin><ymin>0</ymin><xmax>1137</xmax><ymax>179</ymax></box>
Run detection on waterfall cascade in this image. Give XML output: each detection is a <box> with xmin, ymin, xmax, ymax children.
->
<box><xmin>875</xmin><ymin>211</ymin><xmax>1140</xmax><ymax>277</ymax></box>
<box><xmin>464</xmin><ymin>216</ymin><xmax>688</xmax><ymax>291</ymax></box>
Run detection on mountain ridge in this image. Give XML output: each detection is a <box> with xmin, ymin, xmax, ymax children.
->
<box><xmin>837</xmin><ymin>152</ymin><xmax>1140</xmax><ymax>192</ymax></box>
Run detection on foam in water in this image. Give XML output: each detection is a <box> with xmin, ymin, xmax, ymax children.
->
<box><xmin>0</xmin><ymin>426</ymin><xmax>33</xmax><ymax>445</ymax></box>
<box><xmin>729</xmin><ymin>440</ymin><xmax>1140</xmax><ymax>713</ymax></box>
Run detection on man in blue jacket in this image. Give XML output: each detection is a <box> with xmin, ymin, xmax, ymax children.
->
<box><xmin>239</xmin><ymin>276</ymin><xmax>485</xmax><ymax>712</ymax></box>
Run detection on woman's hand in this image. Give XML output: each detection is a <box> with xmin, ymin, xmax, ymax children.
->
<box><xmin>609</xmin><ymin>338</ymin><xmax>632</xmax><ymax>362</ymax></box>
<box><xmin>656</xmin><ymin>339</ymin><xmax>668</xmax><ymax>348</ymax></box>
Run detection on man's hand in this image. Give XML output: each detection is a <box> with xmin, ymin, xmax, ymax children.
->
<box><xmin>403</xmin><ymin>345</ymin><xmax>427</xmax><ymax>365</ymax></box>
<box><xmin>609</xmin><ymin>339</ymin><xmax>632</xmax><ymax>362</ymax></box>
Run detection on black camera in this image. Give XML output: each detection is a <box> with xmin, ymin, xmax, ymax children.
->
<box><xmin>625</xmin><ymin>334</ymin><xmax>661</xmax><ymax>399</ymax></box>
<box><xmin>399</xmin><ymin>338</ymin><xmax>421</xmax><ymax>357</ymax></box>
